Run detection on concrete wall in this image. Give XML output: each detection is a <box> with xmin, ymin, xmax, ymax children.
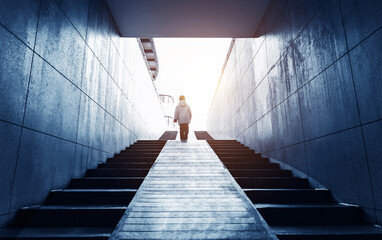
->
<box><xmin>0</xmin><ymin>0</ymin><xmax>165</xmax><ymax>227</ymax></box>
<box><xmin>207</xmin><ymin>0</ymin><xmax>382</xmax><ymax>224</ymax></box>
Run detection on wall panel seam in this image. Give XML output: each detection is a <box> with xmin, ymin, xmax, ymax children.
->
<box><xmin>216</xmin><ymin>39</ymin><xmax>268</xmax><ymax>136</ymax></box>
<box><xmin>286</xmin><ymin>0</ymin><xmax>310</xmax><ymax>177</ymax></box>
<box><xmin>0</xmin><ymin>118</ymin><xmax>114</xmax><ymax>155</ymax></box>
<box><xmin>222</xmin><ymin>39</ymin><xmax>350</xmax><ymax>138</ymax></box>
<box><xmin>288</xmin><ymin>0</ymin><xmax>328</xmax><ymax>47</ymax></box>
<box><xmin>235</xmin><ymin>49</ymin><xmax>350</xmax><ymax>138</ymax></box>
<box><xmin>338</xmin><ymin>0</ymin><xmax>377</xmax><ymax>219</ymax></box>
<box><xmin>7</xmin><ymin>0</ymin><xmax>42</xmax><ymax>220</ymax></box>
<box><xmin>33</xmin><ymin>51</ymin><xmax>138</xmax><ymax>138</ymax></box>
<box><xmin>211</xmin><ymin>0</ymin><xmax>328</xmax><ymax>137</ymax></box>
<box><xmin>0</xmin><ymin>14</ymin><xmax>139</xmax><ymax>140</ymax></box>
<box><xmin>260</xmin><ymin>120</ymin><xmax>382</xmax><ymax>155</ymax></box>
<box><xmin>52</xmin><ymin>0</ymin><xmax>91</xmax><ymax>177</ymax></box>
<box><xmin>54</xmin><ymin>0</ymin><xmax>153</xmax><ymax>134</ymax></box>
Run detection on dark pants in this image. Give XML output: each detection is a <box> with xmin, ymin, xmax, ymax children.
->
<box><xmin>179</xmin><ymin>124</ymin><xmax>189</xmax><ymax>140</ymax></box>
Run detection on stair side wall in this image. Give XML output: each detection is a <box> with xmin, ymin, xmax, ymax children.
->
<box><xmin>0</xmin><ymin>0</ymin><xmax>165</xmax><ymax>228</ymax></box>
<box><xmin>207</xmin><ymin>0</ymin><xmax>382</xmax><ymax>224</ymax></box>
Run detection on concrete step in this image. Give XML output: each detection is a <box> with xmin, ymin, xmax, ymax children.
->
<box><xmin>135</xmin><ymin>140</ymin><xmax>167</xmax><ymax>144</ymax></box>
<box><xmin>128</xmin><ymin>145</ymin><xmax>165</xmax><ymax>149</ymax></box>
<box><xmin>124</xmin><ymin>144</ymin><xmax>164</xmax><ymax>150</ymax></box>
<box><xmin>256</xmin><ymin>204</ymin><xmax>362</xmax><ymax>226</ymax></box>
<box><xmin>211</xmin><ymin>144</ymin><xmax>249</xmax><ymax>148</ymax></box>
<box><xmin>14</xmin><ymin>206</ymin><xmax>126</xmax><ymax>227</ymax></box>
<box><xmin>208</xmin><ymin>142</ymin><xmax>242</xmax><ymax>145</ymax></box>
<box><xmin>0</xmin><ymin>227</ymin><xmax>112</xmax><ymax>239</ymax></box>
<box><xmin>277</xmin><ymin>233</ymin><xmax>382</xmax><ymax>240</ymax></box>
<box><xmin>212</xmin><ymin>147</ymin><xmax>250</xmax><ymax>151</ymax></box>
<box><xmin>68</xmin><ymin>177</ymin><xmax>145</xmax><ymax>189</ymax></box>
<box><xmin>107</xmin><ymin>156</ymin><xmax>157</xmax><ymax>163</ymax></box>
<box><xmin>273</xmin><ymin>225</ymin><xmax>382</xmax><ymax>240</ymax></box>
<box><xmin>121</xmin><ymin>149</ymin><xmax>163</xmax><ymax>153</ymax></box>
<box><xmin>213</xmin><ymin>149</ymin><xmax>255</xmax><ymax>154</ymax></box>
<box><xmin>86</xmin><ymin>168</ymin><xmax>150</xmax><ymax>177</ymax></box>
<box><xmin>234</xmin><ymin>177</ymin><xmax>310</xmax><ymax>189</ymax></box>
<box><xmin>245</xmin><ymin>189</ymin><xmax>333</xmax><ymax>204</ymax></box>
<box><xmin>224</xmin><ymin>162</ymin><xmax>280</xmax><ymax>169</ymax></box>
<box><xmin>126</xmin><ymin>145</ymin><xmax>165</xmax><ymax>149</ymax></box>
<box><xmin>207</xmin><ymin>140</ymin><xmax>239</xmax><ymax>143</ymax></box>
<box><xmin>229</xmin><ymin>169</ymin><xmax>292</xmax><ymax>177</ymax></box>
<box><xmin>216</xmin><ymin>152</ymin><xmax>262</xmax><ymax>158</ymax></box>
<box><xmin>219</xmin><ymin>157</ymin><xmax>270</xmax><ymax>163</ymax></box>
<box><xmin>98</xmin><ymin>162</ymin><xmax>153</xmax><ymax>169</ymax></box>
<box><xmin>208</xmin><ymin>143</ymin><xmax>244</xmax><ymax>147</ymax></box>
<box><xmin>114</xmin><ymin>152</ymin><xmax>160</xmax><ymax>158</ymax></box>
<box><xmin>45</xmin><ymin>189</ymin><xmax>137</xmax><ymax>205</ymax></box>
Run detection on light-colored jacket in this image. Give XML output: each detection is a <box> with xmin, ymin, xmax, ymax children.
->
<box><xmin>174</xmin><ymin>100</ymin><xmax>192</xmax><ymax>124</ymax></box>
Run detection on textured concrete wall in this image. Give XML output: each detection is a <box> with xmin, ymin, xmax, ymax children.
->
<box><xmin>207</xmin><ymin>0</ymin><xmax>382</xmax><ymax>224</ymax></box>
<box><xmin>0</xmin><ymin>0</ymin><xmax>165</xmax><ymax>227</ymax></box>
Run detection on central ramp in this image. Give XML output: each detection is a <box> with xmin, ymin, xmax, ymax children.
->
<box><xmin>110</xmin><ymin>140</ymin><xmax>274</xmax><ymax>239</ymax></box>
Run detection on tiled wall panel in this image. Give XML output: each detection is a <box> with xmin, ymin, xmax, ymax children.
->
<box><xmin>208</xmin><ymin>0</ymin><xmax>382</xmax><ymax>224</ymax></box>
<box><xmin>0</xmin><ymin>0</ymin><xmax>165</xmax><ymax>227</ymax></box>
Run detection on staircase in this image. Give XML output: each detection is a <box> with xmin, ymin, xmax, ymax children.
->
<box><xmin>2</xmin><ymin>130</ymin><xmax>382</xmax><ymax>239</ymax></box>
<box><xmin>0</xmin><ymin>140</ymin><xmax>166</xmax><ymax>239</ymax></box>
<box><xmin>205</xmin><ymin>137</ymin><xmax>382</xmax><ymax>240</ymax></box>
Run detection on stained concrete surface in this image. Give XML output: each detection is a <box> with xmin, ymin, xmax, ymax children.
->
<box><xmin>340</xmin><ymin>0</ymin><xmax>382</xmax><ymax>49</ymax></box>
<box><xmin>0</xmin><ymin>0</ymin><xmax>40</xmax><ymax>48</ymax></box>
<box><xmin>110</xmin><ymin>141</ymin><xmax>274</xmax><ymax>239</ymax></box>
<box><xmin>0</xmin><ymin>0</ymin><xmax>165</xmax><ymax>228</ymax></box>
<box><xmin>10</xmin><ymin>128</ymin><xmax>76</xmax><ymax>212</ymax></box>
<box><xmin>363</xmin><ymin>121</ymin><xmax>382</xmax><ymax>222</ymax></box>
<box><xmin>0</xmin><ymin>26</ymin><xmax>33</xmax><ymax>125</ymax></box>
<box><xmin>208</xmin><ymin>0</ymin><xmax>382</xmax><ymax>224</ymax></box>
<box><xmin>350</xmin><ymin>28</ymin><xmax>382</xmax><ymax>124</ymax></box>
<box><xmin>0</xmin><ymin>122</ymin><xmax>21</xmax><ymax>215</ymax></box>
<box><xmin>24</xmin><ymin>54</ymin><xmax>81</xmax><ymax>142</ymax></box>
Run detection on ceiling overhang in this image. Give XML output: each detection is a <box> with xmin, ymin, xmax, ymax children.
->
<box><xmin>106</xmin><ymin>0</ymin><xmax>271</xmax><ymax>37</ymax></box>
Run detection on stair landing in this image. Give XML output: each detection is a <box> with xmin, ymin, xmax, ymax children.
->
<box><xmin>110</xmin><ymin>140</ymin><xmax>275</xmax><ymax>239</ymax></box>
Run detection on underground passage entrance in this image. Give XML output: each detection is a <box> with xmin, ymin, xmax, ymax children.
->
<box><xmin>1</xmin><ymin>0</ymin><xmax>382</xmax><ymax>239</ymax></box>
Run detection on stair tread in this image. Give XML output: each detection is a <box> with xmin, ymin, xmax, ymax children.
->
<box><xmin>272</xmin><ymin>225</ymin><xmax>382</xmax><ymax>234</ymax></box>
<box><xmin>89</xmin><ymin>168</ymin><xmax>150</xmax><ymax>170</ymax></box>
<box><xmin>225</xmin><ymin>162</ymin><xmax>272</xmax><ymax>164</ymax></box>
<box><xmin>0</xmin><ymin>227</ymin><xmax>112</xmax><ymax>238</ymax></box>
<box><xmin>52</xmin><ymin>189</ymin><xmax>137</xmax><ymax>192</ymax></box>
<box><xmin>23</xmin><ymin>205</ymin><xmax>128</xmax><ymax>210</ymax></box>
<box><xmin>235</xmin><ymin>176</ymin><xmax>304</xmax><ymax>179</ymax></box>
<box><xmin>244</xmin><ymin>188</ymin><xmax>326</xmax><ymax>191</ymax></box>
<box><xmin>235</xmin><ymin>177</ymin><xmax>310</xmax><ymax>189</ymax></box>
<box><xmin>214</xmin><ymin>150</ymin><xmax>254</xmax><ymax>152</ymax></box>
<box><xmin>108</xmin><ymin>157</ymin><xmax>157</xmax><ymax>160</ymax></box>
<box><xmin>219</xmin><ymin>157</ymin><xmax>267</xmax><ymax>160</ymax></box>
<box><xmin>235</xmin><ymin>177</ymin><xmax>304</xmax><ymax>179</ymax></box>
<box><xmin>230</xmin><ymin>169</ymin><xmax>289</xmax><ymax>171</ymax></box>
<box><xmin>72</xmin><ymin>177</ymin><xmax>145</xmax><ymax>180</ymax></box>
<box><xmin>254</xmin><ymin>203</ymin><xmax>355</xmax><ymax>208</ymax></box>
<box><xmin>100</xmin><ymin>162</ymin><xmax>153</xmax><ymax>164</ymax></box>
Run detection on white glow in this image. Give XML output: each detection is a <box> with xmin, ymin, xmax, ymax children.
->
<box><xmin>154</xmin><ymin>38</ymin><xmax>232</xmax><ymax>130</ymax></box>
